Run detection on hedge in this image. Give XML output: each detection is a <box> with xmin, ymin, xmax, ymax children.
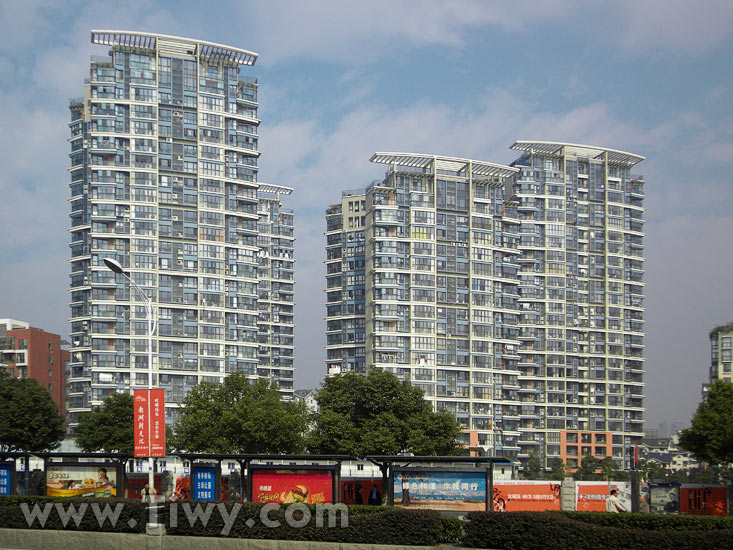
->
<box><xmin>0</xmin><ymin>497</ymin><xmax>461</xmax><ymax>546</ymax></box>
<box><xmin>0</xmin><ymin>496</ymin><xmax>146</xmax><ymax>533</ymax></box>
<box><xmin>167</xmin><ymin>502</ymin><xmax>462</xmax><ymax>545</ymax></box>
<box><xmin>560</xmin><ymin>510</ymin><xmax>733</xmax><ymax>531</ymax></box>
<box><xmin>462</xmin><ymin>511</ymin><xmax>733</xmax><ymax>550</ymax></box>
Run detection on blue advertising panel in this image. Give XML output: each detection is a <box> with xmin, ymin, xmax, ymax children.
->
<box><xmin>0</xmin><ymin>464</ymin><xmax>11</xmax><ymax>496</ymax></box>
<box><xmin>193</xmin><ymin>467</ymin><xmax>216</xmax><ymax>501</ymax></box>
<box><xmin>393</xmin><ymin>470</ymin><xmax>486</xmax><ymax>511</ymax></box>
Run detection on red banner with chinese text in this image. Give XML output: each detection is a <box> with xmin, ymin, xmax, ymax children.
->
<box><xmin>252</xmin><ymin>470</ymin><xmax>333</xmax><ymax>504</ymax></box>
<box><xmin>133</xmin><ymin>389</ymin><xmax>166</xmax><ymax>457</ymax></box>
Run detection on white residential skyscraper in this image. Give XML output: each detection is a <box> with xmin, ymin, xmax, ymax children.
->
<box><xmin>68</xmin><ymin>31</ymin><xmax>294</xmax><ymax>429</ymax></box>
<box><xmin>325</xmin><ymin>144</ymin><xmax>645</xmax><ymax>469</ymax></box>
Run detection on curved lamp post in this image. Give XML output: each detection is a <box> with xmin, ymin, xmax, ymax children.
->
<box><xmin>103</xmin><ymin>258</ymin><xmax>156</xmax><ymax>495</ymax></box>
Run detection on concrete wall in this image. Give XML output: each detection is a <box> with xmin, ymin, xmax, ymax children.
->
<box><xmin>0</xmin><ymin>529</ymin><xmax>462</xmax><ymax>550</ymax></box>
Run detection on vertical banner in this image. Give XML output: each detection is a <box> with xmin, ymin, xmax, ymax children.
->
<box><xmin>193</xmin><ymin>467</ymin><xmax>216</xmax><ymax>501</ymax></box>
<box><xmin>133</xmin><ymin>390</ymin><xmax>149</xmax><ymax>457</ymax></box>
<box><xmin>150</xmin><ymin>389</ymin><xmax>166</xmax><ymax>456</ymax></box>
<box><xmin>134</xmin><ymin>389</ymin><xmax>166</xmax><ymax>457</ymax></box>
<box><xmin>0</xmin><ymin>464</ymin><xmax>12</xmax><ymax>496</ymax></box>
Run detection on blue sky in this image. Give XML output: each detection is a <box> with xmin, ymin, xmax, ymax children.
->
<box><xmin>1</xmin><ymin>0</ymin><xmax>732</xmax><ymax>430</ymax></box>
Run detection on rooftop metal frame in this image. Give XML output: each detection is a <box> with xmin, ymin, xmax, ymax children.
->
<box><xmin>257</xmin><ymin>183</ymin><xmax>293</xmax><ymax>196</ymax></box>
<box><xmin>371</xmin><ymin>152</ymin><xmax>518</xmax><ymax>179</ymax></box>
<box><xmin>511</xmin><ymin>140</ymin><xmax>644</xmax><ymax>166</ymax></box>
<box><xmin>91</xmin><ymin>30</ymin><xmax>258</xmax><ymax>66</ymax></box>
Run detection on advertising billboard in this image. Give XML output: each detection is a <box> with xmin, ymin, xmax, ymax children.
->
<box><xmin>649</xmin><ymin>484</ymin><xmax>680</xmax><ymax>514</ymax></box>
<box><xmin>493</xmin><ymin>481</ymin><xmax>561</xmax><ymax>512</ymax></box>
<box><xmin>393</xmin><ymin>471</ymin><xmax>486</xmax><ymax>512</ymax></box>
<box><xmin>252</xmin><ymin>469</ymin><xmax>333</xmax><ymax>504</ymax></box>
<box><xmin>46</xmin><ymin>464</ymin><xmax>117</xmax><ymax>497</ymax></box>
<box><xmin>680</xmin><ymin>485</ymin><xmax>727</xmax><ymax>516</ymax></box>
<box><xmin>576</xmin><ymin>482</ymin><xmax>631</xmax><ymax>512</ymax></box>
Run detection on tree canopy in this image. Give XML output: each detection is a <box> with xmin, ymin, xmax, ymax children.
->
<box><xmin>76</xmin><ymin>392</ymin><xmax>135</xmax><ymax>454</ymax></box>
<box><xmin>0</xmin><ymin>373</ymin><xmax>64</xmax><ymax>452</ymax></box>
<box><xmin>172</xmin><ymin>374</ymin><xmax>307</xmax><ymax>454</ymax></box>
<box><xmin>307</xmin><ymin>370</ymin><xmax>461</xmax><ymax>457</ymax></box>
<box><xmin>523</xmin><ymin>452</ymin><xmax>543</xmax><ymax>479</ymax></box>
<box><xmin>679</xmin><ymin>380</ymin><xmax>733</xmax><ymax>465</ymax></box>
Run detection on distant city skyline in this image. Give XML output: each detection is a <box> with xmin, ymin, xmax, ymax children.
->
<box><xmin>1</xmin><ymin>1</ymin><xmax>732</xmax><ymax>430</ymax></box>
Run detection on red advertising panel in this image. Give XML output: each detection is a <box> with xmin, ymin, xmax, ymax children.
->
<box><xmin>576</xmin><ymin>483</ymin><xmax>630</xmax><ymax>512</ymax></box>
<box><xmin>133</xmin><ymin>390</ymin><xmax>149</xmax><ymax>457</ymax></box>
<box><xmin>150</xmin><ymin>389</ymin><xmax>165</xmax><ymax>456</ymax></box>
<box><xmin>680</xmin><ymin>486</ymin><xmax>727</xmax><ymax>516</ymax></box>
<box><xmin>252</xmin><ymin>470</ymin><xmax>333</xmax><ymax>504</ymax></box>
<box><xmin>133</xmin><ymin>389</ymin><xmax>166</xmax><ymax>457</ymax></box>
<box><xmin>493</xmin><ymin>481</ymin><xmax>561</xmax><ymax>512</ymax></box>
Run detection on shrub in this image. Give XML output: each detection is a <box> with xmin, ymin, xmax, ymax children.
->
<box><xmin>560</xmin><ymin>510</ymin><xmax>733</xmax><ymax>531</ymax></box>
<box><xmin>462</xmin><ymin>511</ymin><xmax>733</xmax><ymax>550</ymax></box>
<box><xmin>0</xmin><ymin>496</ymin><xmax>146</xmax><ymax>533</ymax></box>
<box><xmin>167</xmin><ymin>502</ymin><xmax>461</xmax><ymax>545</ymax></box>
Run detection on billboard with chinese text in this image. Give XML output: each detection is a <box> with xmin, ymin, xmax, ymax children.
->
<box><xmin>252</xmin><ymin>470</ymin><xmax>333</xmax><ymax>504</ymax></box>
<box><xmin>133</xmin><ymin>389</ymin><xmax>165</xmax><ymax>457</ymax></box>
<box><xmin>576</xmin><ymin>482</ymin><xmax>631</xmax><ymax>512</ymax></box>
<box><xmin>393</xmin><ymin>471</ymin><xmax>486</xmax><ymax>512</ymax></box>
<box><xmin>193</xmin><ymin>467</ymin><xmax>216</xmax><ymax>501</ymax></box>
<box><xmin>680</xmin><ymin>485</ymin><xmax>727</xmax><ymax>516</ymax></box>
<box><xmin>493</xmin><ymin>481</ymin><xmax>561</xmax><ymax>512</ymax></box>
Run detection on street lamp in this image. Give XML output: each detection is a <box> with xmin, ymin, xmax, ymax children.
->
<box><xmin>103</xmin><ymin>258</ymin><xmax>156</xmax><ymax>495</ymax></box>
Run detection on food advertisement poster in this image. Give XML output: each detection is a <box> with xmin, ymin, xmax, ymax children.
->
<box><xmin>493</xmin><ymin>481</ymin><xmax>561</xmax><ymax>512</ymax></box>
<box><xmin>393</xmin><ymin>471</ymin><xmax>486</xmax><ymax>511</ymax></box>
<box><xmin>252</xmin><ymin>470</ymin><xmax>333</xmax><ymax>504</ymax></box>
<box><xmin>46</xmin><ymin>464</ymin><xmax>117</xmax><ymax>497</ymax></box>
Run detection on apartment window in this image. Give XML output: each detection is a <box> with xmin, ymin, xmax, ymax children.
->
<box><xmin>48</xmin><ymin>369</ymin><xmax>53</xmax><ymax>377</ymax></box>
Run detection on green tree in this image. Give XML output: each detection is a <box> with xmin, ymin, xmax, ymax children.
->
<box><xmin>308</xmin><ymin>370</ymin><xmax>461</xmax><ymax>457</ymax></box>
<box><xmin>173</xmin><ymin>374</ymin><xmax>307</xmax><ymax>453</ymax></box>
<box><xmin>573</xmin><ymin>455</ymin><xmax>601</xmax><ymax>480</ymax></box>
<box><xmin>0</xmin><ymin>373</ymin><xmax>64</xmax><ymax>452</ymax></box>
<box><xmin>76</xmin><ymin>392</ymin><xmax>135</xmax><ymax>454</ymax></box>
<box><xmin>523</xmin><ymin>452</ymin><xmax>544</xmax><ymax>479</ymax></box>
<box><xmin>549</xmin><ymin>457</ymin><xmax>566</xmax><ymax>480</ymax></box>
<box><xmin>679</xmin><ymin>380</ymin><xmax>733</xmax><ymax>465</ymax></box>
<box><xmin>599</xmin><ymin>456</ymin><xmax>617</xmax><ymax>481</ymax></box>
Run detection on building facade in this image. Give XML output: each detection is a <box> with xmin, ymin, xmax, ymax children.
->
<box><xmin>0</xmin><ymin>319</ymin><xmax>69</xmax><ymax>416</ymax></box>
<box><xmin>326</xmin><ymin>153</ymin><xmax>522</xmax><ymax>453</ymax></box>
<box><xmin>256</xmin><ymin>185</ymin><xmax>295</xmax><ymax>396</ymax></box>
<box><xmin>325</xmin><ymin>144</ymin><xmax>646</xmax><ymax>469</ymax></box>
<box><xmin>705</xmin><ymin>323</ymin><xmax>733</xmax><ymax>395</ymax></box>
<box><xmin>68</xmin><ymin>31</ymin><xmax>293</xmax><ymax>429</ymax></box>
<box><xmin>508</xmin><ymin>141</ymin><xmax>645</xmax><ymax>470</ymax></box>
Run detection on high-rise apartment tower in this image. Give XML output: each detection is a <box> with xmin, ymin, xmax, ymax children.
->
<box><xmin>68</xmin><ymin>31</ymin><xmax>293</xmax><ymax>430</ymax></box>
<box><xmin>325</xmin><ymin>144</ymin><xmax>645</xmax><ymax>469</ymax></box>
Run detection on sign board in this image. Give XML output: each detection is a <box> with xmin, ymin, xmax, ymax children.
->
<box><xmin>393</xmin><ymin>470</ymin><xmax>486</xmax><ymax>512</ymax></box>
<box><xmin>45</xmin><ymin>464</ymin><xmax>117</xmax><ymax>497</ymax></box>
<box><xmin>0</xmin><ymin>464</ymin><xmax>13</xmax><ymax>496</ymax></box>
<box><xmin>252</xmin><ymin>469</ymin><xmax>333</xmax><ymax>504</ymax></box>
<box><xmin>493</xmin><ymin>481</ymin><xmax>561</xmax><ymax>512</ymax></box>
<box><xmin>193</xmin><ymin>467</ymin><xmax>216</xmax><ymax>501</ymax></box>
<box><xmin>680</xmin><ymin>485</ymin><xmax>727</xmax><ymax>516</ymax></box>
<box><xmin>576</xmin><ymin>482</ymin><xmax>631</xmax><ymax>512</ymax></box>
<box><xmin>133</xmin><ymin>389</ymin><xmax>166</xmax><ymax>457</ymax></box>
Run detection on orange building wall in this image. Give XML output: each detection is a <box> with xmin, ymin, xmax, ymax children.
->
<box><xmin>6</xmin><ymin>327</ymin><xmax>67</xmax><ymax>416</ymax></box>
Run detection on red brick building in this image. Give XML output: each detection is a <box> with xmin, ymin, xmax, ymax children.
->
<box><xmin>0</xmin><ymin>319</ymin><xmax>69</xmax><ymax>416</ymax></box>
